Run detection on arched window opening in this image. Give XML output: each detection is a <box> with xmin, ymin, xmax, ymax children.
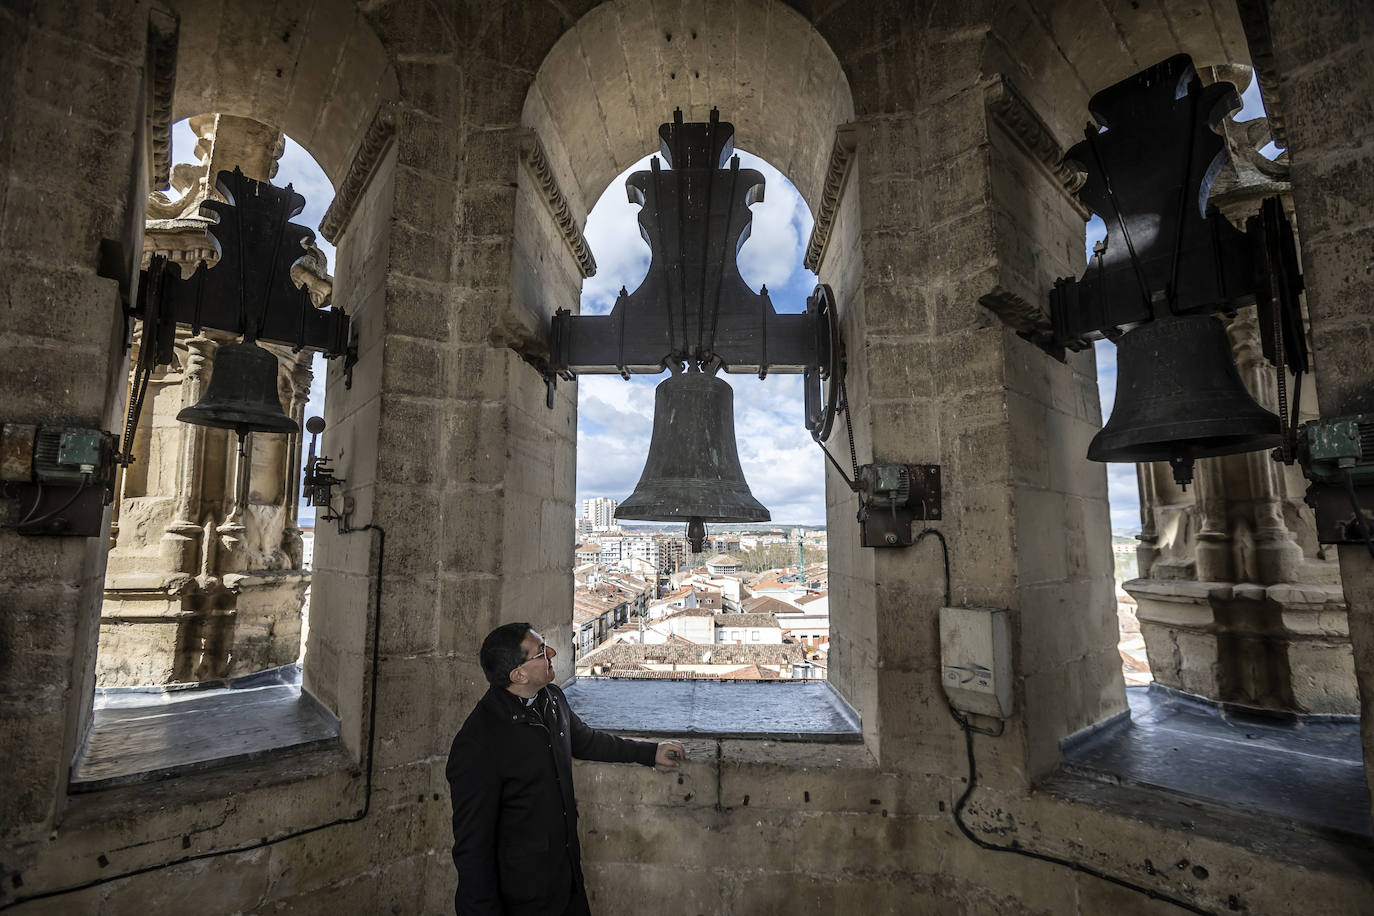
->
<box><xmin>1092</xmin><ymin>66</ymin><xmax>1355</xmax><ymax>715</ymax></box>
<box><xmin>570</xmin><ymin>150</ymin><xmax>830</xmax><ymax>684</ymax></box>
<box><xmin>96</xmin><ymin>114</ymin><xmax>333</xmax><ymax>692</ymax></box>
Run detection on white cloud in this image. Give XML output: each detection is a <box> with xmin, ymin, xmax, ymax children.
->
<box><xmin>733</xmin><ymin>152</ymin><xmax>811</xmax><ymax>293</ymax></box>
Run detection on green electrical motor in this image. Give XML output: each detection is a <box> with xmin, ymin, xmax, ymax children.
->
<box><xmin>1296</xmin><ymin>414</ymin><xmax>1374</xmax><ymax>548</ymax></box>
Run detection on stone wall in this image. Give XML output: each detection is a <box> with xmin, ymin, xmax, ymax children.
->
<box><xmin>0</xmin><ymin>1</ymin><xmax>1371</xmax><ymax>913</ymax></box>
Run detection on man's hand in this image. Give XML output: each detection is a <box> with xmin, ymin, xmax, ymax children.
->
<box><xmin>655</xmin><ymin>741</ymin><xmax>687</xmax><ymax>768</ymax></box>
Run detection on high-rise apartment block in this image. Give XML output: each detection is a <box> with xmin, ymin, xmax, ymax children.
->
<box><xmin>583</xmin><ymin>496</ymin><xmax>618</xmax><ymax>530</ymax></box>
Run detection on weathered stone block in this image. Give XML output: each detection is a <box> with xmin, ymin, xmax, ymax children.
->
<box><xmin>380</xmin><ymin>335</ymin><xmax>445</xmax><ymax>398</ymax></box>
<box><xmin>441</xmin><ymin>487</ymin><xmax>505</xmax><ymax>574</ymax></box>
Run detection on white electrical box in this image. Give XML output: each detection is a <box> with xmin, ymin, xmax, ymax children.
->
<box><xmin>939</xmin><ymin>606</ymin><xmax>1013</xmax><ymax>718</ymax></box>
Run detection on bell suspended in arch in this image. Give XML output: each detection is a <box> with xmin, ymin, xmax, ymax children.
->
<box><xmin>1089</xmin><ymin>314</ymin><xmax>1280</xmax><ymax>486</ymax></box>
<box><xmin>616</xmin><ymin>371</ymin><xmax>769</xmax><ymax>551</ymax></box>
<box><xmin>177</xmin><ymin>340</ymin><xmax>300</xmax><ymax>439</ymax></box>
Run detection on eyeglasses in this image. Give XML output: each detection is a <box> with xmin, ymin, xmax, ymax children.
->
<box><xmin>523</xmin><ymin>643</ymin><xmax>550</xmax><ymax>664</ymax></box>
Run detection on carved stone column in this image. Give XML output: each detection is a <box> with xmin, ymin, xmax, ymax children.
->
<box><xmin>281</xmin><ymin>352</ymin><xmax>314</xmax><ymax>568</ymax></box>
<box><xmin>99</xmin><ymin>112</ymin><xmax>325</xmax><ymax>686</ymax></box>
<box><xmin>1192</xmin><ymin>455</ymin><xmax>1232</xmax><ymax>582</ymax></box>
<box><xmin>159</xmin><ymin>330</ymin><xmax>214</xmax><ymax>572</ymax></box>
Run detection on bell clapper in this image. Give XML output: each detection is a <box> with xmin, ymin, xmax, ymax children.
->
<box><xmin>686</xmin><ymin>517</ymin><xmax>706</xmax><ymax>553</ymax></box>
<box><xmin>1169</xmin><ymin>455</ymin><xmax>1194</xmax><ymax>490</ymax></box>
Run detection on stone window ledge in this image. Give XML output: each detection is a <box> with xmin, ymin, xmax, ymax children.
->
<box><xmin>1056</xmin><ymin>684</ymin><xmax>1372</xmax><ymax>842</ymax></box>
<box><xmin>71</xmin><ymin>664</ymin><xmax>342</xmax><ymax>793</ymax></box>
<box><xmin>562</xmin><ymin>677</ymin><xmax>862</xmax><ymax>743</ymax></box>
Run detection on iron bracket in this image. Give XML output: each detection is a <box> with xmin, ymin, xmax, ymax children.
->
<box><xmin>1296</xmin><ymin>414</ymin><xmax>1374</xmax><ymax>549</ymax></box>
<box><xmin>856</xmin><ymin>463</ymin><xmax>941</xmax><ymax>548</ymax></box>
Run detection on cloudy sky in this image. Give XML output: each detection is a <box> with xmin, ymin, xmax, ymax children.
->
<box><xmin>180</xmin><ymin>67</ymin><xmax>1272</xmax><ymax>532</ymax></box>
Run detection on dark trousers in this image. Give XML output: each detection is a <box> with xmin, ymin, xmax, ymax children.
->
<box><xmin>559</xmin><ymin>886</ymin><xmax>591</xmax><ymax>916</ymax></box>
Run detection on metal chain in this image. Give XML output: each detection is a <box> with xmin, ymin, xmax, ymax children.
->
<box><xmin>840</xmin><ymin>372</ymin><xmax>859</xmax><ymax>482</ymax></box>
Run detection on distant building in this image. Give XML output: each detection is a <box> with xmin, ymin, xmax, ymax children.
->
<box><xmin>713</xmin><ymin>613</ymin><xmax>783</xmax><ymax>645</ymax></box>
<box><xmin>575</xmin><ymin>640</ymin><xmax>808</xmax><ymax>680</ymax></box>
<box><xmin>705</xmin><ymin>554</ymin><xmax>742</xmax><ymax>576</ymax></box>
<box><xmin>592</xmin><ymin>534</ymin><xmax>690</xmax><ymax>574</ymax></box>
<box><xmin>583</xmin><ymin>496</ymin><xmax>618</xmax><ymax>530</ymax></box>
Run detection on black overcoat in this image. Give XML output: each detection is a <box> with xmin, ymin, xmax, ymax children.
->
<box><xmin>446</xmin><ymin>683</ymin><xmax>657</xmax><ymax>915</ymax></box>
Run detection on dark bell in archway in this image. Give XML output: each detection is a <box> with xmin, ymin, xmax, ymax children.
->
<box><xmin>1089</xmin><ymin>314</ymin><xmax>1280</xmax><ymax>486</ymax></box>
<box><xmin>177</xmin><ymin>340</ymin><xmax>300</xmax><ymax>438</ymax></box>
<box><xmin>616</xmin><ymin>371</ymin><xmax>769</xmax><ymax>550</ymax></box>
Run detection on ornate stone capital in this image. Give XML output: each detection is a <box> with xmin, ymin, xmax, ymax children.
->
<box><xmin>520</xmin><ymin>131</ymin><xmax>597</xmax><ymax>279</ymax></box>
<box><xmin>803</xmin><ymin>123</ymin><xmax>857</xmax><ymax>273</ymax></box>
<box><xmin>984</xmin><ymin>76</ymin><xmax>1089</xmax><ymax>219</ymax></box>
<box><xmin>320</xmin><ymin>102</ymin><xmax>397</xmax><ymax>244</ymax></box>
<box><xmin>146</xmin><ymin>7</ymin><xmax>179</xmax><ymax>192</ymax></box>
<box><xmin>1234</xmin><ymin>0</ymin><xmax>1289</xmax><ymax>151</ymax></box>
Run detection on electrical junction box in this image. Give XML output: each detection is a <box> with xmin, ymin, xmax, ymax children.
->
<box><xmin>939</xmin><ymin>606</ymin><xmax>1013</xmax><ymax>718</ymax></box>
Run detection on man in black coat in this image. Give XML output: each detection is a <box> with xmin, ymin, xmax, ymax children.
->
<box><xmin>447</xmin><ymin>621</ymin><xmax>687</xmax><ymax>915</ymax></box>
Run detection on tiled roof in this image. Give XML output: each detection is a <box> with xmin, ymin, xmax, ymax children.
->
<box><xmin>714</xmin><ymin>613</ymin><xmax>780</xmax><ymax>628</ymax></box>
<box><xmin>795</xmin><ymin>591</ymin><xmax>827</xmax><ymax>605</ymax></box>
<box><xmin>742</xmin><ymin>595</ymin><xmax>796</xmax><ymax>615</ymax></box>
<box><xmin>659</xmin><ymin>608</ymin><xmax>716</xmax><ymax>621</ymax></box>
<box><xmin>705</xmin><ymin>554</ymin><xmax>740</xmax><ymax>565</ymax></box>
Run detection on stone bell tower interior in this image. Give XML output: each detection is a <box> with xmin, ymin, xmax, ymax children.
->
<box><xmin>1</xmin><ymin>0</ymin><xmax>1372</xmax><ymax>913</ymax></box>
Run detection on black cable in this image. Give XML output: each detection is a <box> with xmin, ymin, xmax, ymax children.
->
<box><xmin>5</xmin><ymin>477</ymin><xmax>91</xmax><ymax>533</ymax></box>
<box><xmin>923</xmin><ymin>522</ymin><xmax>1214</xmax><ymax>914</ymax></box>
<box><xmin>839</xmin><ymin>374</ymin><xmax>859</xmax><ymax>482</ymax></box>
<box><xmin>0</xmin><ymin>524</ymin><xmax>386</xmax><ymax>910</ymax></box>
<box><xmin>951</xmin><ymin>718</ymin><xmax>1213</xmax><ymax>915</ymax></box>
<box><xmin>1341</xmin><ymin>468</ymin><xmax>1374</xmax><ymax>560</ymax></box>
<box><xmin>815</xmin><ymin>371</ymin><xmax>860</xmax><ymax>492</ymax></box>
<box><xmin>121</xmin><ymin>360</ymin><xmax>153</xmax><ymax>466</ymax></box>
<box><xmin>817</xmin><ymin>441</ymin><xmax>857</xmax><ymax>491</ymax></box>
<box><xmin>15</xmin><ymin>481</ymin><xmax>43</xmax><ymax>527</ymax></box>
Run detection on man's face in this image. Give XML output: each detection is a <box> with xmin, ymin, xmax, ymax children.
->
<box><xmin>514</xmin><ymin>629</ymin><xmax>556</xmax><ymax>690</ymax></box>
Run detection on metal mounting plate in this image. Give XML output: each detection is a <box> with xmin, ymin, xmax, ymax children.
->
<box><xmin>858</xmin><ymin>464</ymin><xmax>941</xmax><ymax>548</ymax></box>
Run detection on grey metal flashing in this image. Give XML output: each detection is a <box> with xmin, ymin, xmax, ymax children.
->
<box><xmin>1057</xmin><ymin>684</ymin><xmax>1371</xmax><ymax>840</ymax></box>
<box><xmin>72</xmin><ymin>664</ymin><xmax>340</xmax><ymax>791</ymax></box>
<box><xmin>562</xmin><ymin>677</ymin><xmax>862</xmax><ymax>742</ymax></box>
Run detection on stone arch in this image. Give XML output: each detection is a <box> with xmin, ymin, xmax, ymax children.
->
<box><xmin>983</xmin><ymin>0</ymin><xmax>1359</xmax><ymax>721</ymax></box>
<box><xmin>96</xmin><ymin>0</ymin><xmax>400</xmax><ymax>740</ymax></box>
<box><xmin>522</xmin><ymin>0</ymin><xmax>853</xmax><ymax>218</ymax></box>
<box><xmin>509</xmin><ymin>0</ymin><xmax>859</xmax><ymax>706</ymax></box>
<box><xmin>986</xmin><ymin>0</ymin><xmax>1255</xmax><ymax>145</ymax></box>
<box><xmin>166</xmin><ymin>0</ymin><xmax>398</xmax><ymax>185</ymax></box>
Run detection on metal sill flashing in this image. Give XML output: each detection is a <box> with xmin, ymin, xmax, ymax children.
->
<box><xmin>71</xmin><ymin>664</ymin><xmax>342</xmax><ymax>792</ymax></box>
<box><xmin>561</xmin><ymin>677</ymin><xmax>863</xmax><ymax>742</ymax></box>
<box><xmin>1056</xmin><ymin>684</ymin><xmax>1372</xmax><ymax>841</ymax></box>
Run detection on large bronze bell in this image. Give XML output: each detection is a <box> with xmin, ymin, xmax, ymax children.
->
<box><xmin>616</xmin><ymin>371</ymin><xmax>769</xmax><ymax>550</ymax></box>
<box><xmin>177</xmin><ymin>340</ymin><xmax>300</xmax><ymax>438</ymax></box>
<box><xmin>1089</xmin><ymin>314</ymin><xmax>1279</xmax><ymax>485</ymax></box>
